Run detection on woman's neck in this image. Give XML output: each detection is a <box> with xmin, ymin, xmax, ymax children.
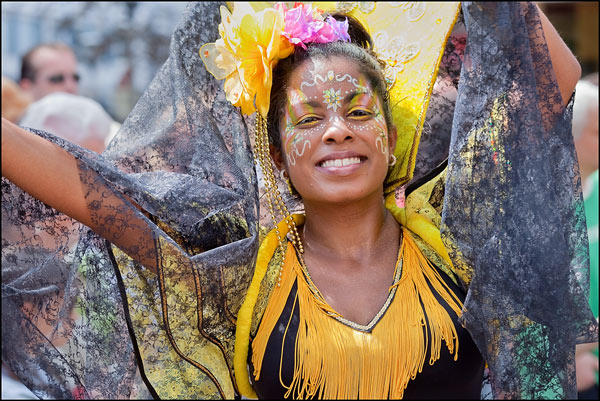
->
<box><xmin>301</xmin><ymin>195</ymin><xmax>398</xmax><ymax>262</ymax></box>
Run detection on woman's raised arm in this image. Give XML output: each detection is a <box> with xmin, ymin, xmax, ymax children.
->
<box><xmin>2</xmin><ymin>117</ymin><xmax>92</xmax><ymax>226</ymax></box>
<box><xmin>536</xmin><ymin>4</ymin><xmax>581</xmax><ymax>106</ymax></box>
<box><xmin>2</xmin><ymin>117</ymin><xmax>159</xmax><ymax>271</ymax></box>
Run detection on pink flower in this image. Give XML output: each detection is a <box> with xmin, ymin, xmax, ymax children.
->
<box><xmin>279</xmin><ymin>3</ymin><xmax>349</xmax><ymax>49</ymax></box>
<box><xmin>326</xmin><ymin>16</ymin><xmax>350</xmax><ymax>42</ymax></box>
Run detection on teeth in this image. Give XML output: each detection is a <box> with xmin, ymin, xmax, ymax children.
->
<box><xmin>321</xmin><ymin>157</ymin><xmax>362</xmax><ymax>168</ymax></box>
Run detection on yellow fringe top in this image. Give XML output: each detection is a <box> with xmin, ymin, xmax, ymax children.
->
<box><xmin>241</xmin><ymin>224</ymin><xmax>463</xmax><ymax>399</ymax></box>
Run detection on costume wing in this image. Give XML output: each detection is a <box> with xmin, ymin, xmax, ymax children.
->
<box><xmin>441</xmin><ymin>3</ymin><xmax>598</xmax><ymax>398</ymax></box>
<box><xmin>2</xmin><ymin>2</ymin><xmax>258</xmax><ymax>399</ymax></box>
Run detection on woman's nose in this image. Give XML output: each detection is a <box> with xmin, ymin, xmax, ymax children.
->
<box><xmin>321</xmin><ymin>116</ymin><xmax>355</xmax><ymax>144</ymax></box>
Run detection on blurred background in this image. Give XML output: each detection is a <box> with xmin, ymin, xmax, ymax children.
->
<box><xmin>538</xmin><ymin>2</ymin><xmax>599</xmax><ymax>76</ymax></box>
<box><xmin>1</xmin><ymin>2</ymin><xmax>598</xmax><ymax>124</ymax></box>
<box><xmin>1</xmin><ymin>2</ymin><xmax>188</xmax><ymax>123</ymax></box>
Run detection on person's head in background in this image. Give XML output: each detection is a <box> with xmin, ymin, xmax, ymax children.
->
<box><xmin>1</xmin><ymin>76</ymin><xmax>33</xmax><ymax>123</ymax></box>
<box><xmin>572</xmin><ymin>79</ymin><xmax>599</xmax><ymax>182</ymax></box>
<box><xmin>19</xmin><ymin>43</ymin><xmax>79</xmax><ymax>101</ymax></box>
<box><xmin>19</xmin><ymin>92</ymin><xmax>120</xmax><ymax>154</ymax></box>
<box><xmin>582</xmin><ymin>72</ymin><xmax>598</xmax><ymax>86</ymax></box>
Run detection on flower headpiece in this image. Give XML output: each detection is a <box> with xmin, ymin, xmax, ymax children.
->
<box><xmin>200</xmin><ymin>2</ymin><xmax>350</xmax><ymax>118</ymax></box>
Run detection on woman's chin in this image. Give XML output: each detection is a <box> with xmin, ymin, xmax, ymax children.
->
<box><xmin>301</xmin><ymin>185</ymin><xmax>384</xmax><ymax>206</ymax></box>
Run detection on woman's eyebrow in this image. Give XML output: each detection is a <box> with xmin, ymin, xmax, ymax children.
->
<box><xmin>345</xmin><ymin>90</ymin><xmax>373</xmax><ymax>105</ymax></box>
<box><xmin>289</xmin><ymin>99</ymin><xmax>322</xmax><ymax>109</ymax></box>
<box><xmin>288</xmin><ymin>91</ymin><xmax>373</xmax><ymax>109</ymax></box>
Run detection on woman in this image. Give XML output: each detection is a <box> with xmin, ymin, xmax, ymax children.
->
<box><xmin>2</xmin><ymin>2</ymin><xmax>597</xmax><ymax>399</ymax></box>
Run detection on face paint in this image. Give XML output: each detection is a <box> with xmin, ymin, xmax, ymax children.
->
<box><xmin>375</xmin><ymin>128</ymin><xmax>389</xmax><ymax>156</ymax></box>
<box><xmin>278</xmin><ymin>57</ymin><xmax>394</xmax><ymax>203</ymax></box>
<box><xmin>300</xmin><ymin>70</ymin><xmax>371</xmax><ymax>94</ymax></box>
<box><xmin>372</xmin><ymin>104</ymin><xmax>389</xmax><ymax>156</ymax></box>
<box><xmin>283</xmin><ymin>88</ymin><xmax>318</xmax><ymax>165</ymax></box>
<box><xmin>283</xmin><ymin>68</ymin><xmax>389</xmax><ymax>165</ymax></box>
<box><xmin>344</xmin><ymin>92</ymin><xmax>389</xmax><ymax>156</ymax></box>
<box><xmin>323</xmin><ymin>88</ymin><xmax>342</xmax><ymax>111</ymax></box>
<box><xmin>287</xmin><ymin>139</ymin><xmax>312</xmax><ymax>166</ymax></box>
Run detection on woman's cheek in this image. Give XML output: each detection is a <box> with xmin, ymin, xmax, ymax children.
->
<box><xmin>284</xmin><ymin>128</ymin><xmax>319</xmax><ymax>166</ymax></box>
<box><xmin>346</xmin><ymin>120</ymin><xmax>389</xmax><ymax>158</ymax></box>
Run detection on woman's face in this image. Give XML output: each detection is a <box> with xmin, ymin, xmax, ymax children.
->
<box><xmin>275</xmin><ymin>56</ymin><xmax>396</xmax><ymax>205</ymax></box>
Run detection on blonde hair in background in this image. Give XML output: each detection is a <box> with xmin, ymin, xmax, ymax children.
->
<box><xmin>19</xmin><ymin>92</ymin><xmax>120</xmax><ymax>153</ymax></box>
<box><xmin>1</xmin><ymin>76</ymin><xmax>33</xmax><ymax>123</ymax></box>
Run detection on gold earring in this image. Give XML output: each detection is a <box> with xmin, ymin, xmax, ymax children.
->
<box><xmin>389</xmin><ymin>154</ymin><xmax>397</xmax><ymax>166</ymax></box>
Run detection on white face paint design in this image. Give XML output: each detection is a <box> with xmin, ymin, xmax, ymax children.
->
<box><xmin>375</xmin><ymin>128</ymin><xmax>389</xmax><ymax>157</ymax></box>
<box><xmin>300</xmin><ymin>70</ymin><xmax>371</xmax><ymax>94</ymax></box>
<box><xmin>372</xmin><ymin>105</ymin><xmax>389</xmax><ymax>157</ymax></box>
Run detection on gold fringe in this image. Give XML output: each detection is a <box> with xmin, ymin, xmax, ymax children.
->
<box><xmin>252</xmin><ymin>228</ymin><xmax>463</xmax><ymax>399</ymax></box>
<box><xmin>250</xmin><ymin>242</ymin><xmax>297</xmax><ymax>383</ymax></box>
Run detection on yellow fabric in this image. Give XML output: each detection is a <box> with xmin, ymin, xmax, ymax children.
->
<box><xmin>386</xmin><ymin>167</ymin><xmax>453</xmax><ymax>268</ymax></box>
<box><xmin>241</xmin><ymin>1</ymin><xmax>460</xmax><ymax>189</ymax></box>
<box><xmin>309</xmin><ymin>2</ymin><xmax>461</xmax><ymax>193</ymax></box>
<box><xmin>251</xmin><ymin>227</ymin><xmax>463</xmax><ymax>399</ymax></box>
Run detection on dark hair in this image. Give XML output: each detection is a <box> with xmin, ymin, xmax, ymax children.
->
<box><xmin>267</xmin><ymin>14</ymin><xmax>393</xmax><ymax>153</ymax></box>
<box><xmin>20</xmin><ymin>43</ymin><xmax>74</xmax><ymax>82</ymax></box>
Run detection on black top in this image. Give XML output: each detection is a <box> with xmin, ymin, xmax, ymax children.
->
<box><xmin>250</xmin><ymin>263</ymin><xmax>485</xmax><ymax>399</ymax></box>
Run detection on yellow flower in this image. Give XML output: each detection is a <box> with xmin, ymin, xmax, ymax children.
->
<box><xmin>200</xmin><ymin>4</ymin><xmax>294</xmax><ymax>117</ymax></box>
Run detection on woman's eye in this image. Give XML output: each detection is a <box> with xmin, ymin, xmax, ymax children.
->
<box><xmin>296</xmin><ymin>116</ymin><xmax>320</xmax><ymax>126</ymax></box>
<box><xmin>348</xmin><ymin>109</ymin><xmax>372</xmax><ymax>118</ymax></box>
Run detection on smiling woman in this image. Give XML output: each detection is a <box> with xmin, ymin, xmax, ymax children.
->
<box><xmin>230</xmin><ymin>14</ymin><xmax>477</xmax><ymax>399</ymax></box>
<box><xmin>1</xmin><ymin>2</ymin><xmax>598</xmax><ymax>400</ymax></box>
<box><xmin>273</xmin><ymin>57</ymin><xmax>393</xmax><ymax>204</ymax></box>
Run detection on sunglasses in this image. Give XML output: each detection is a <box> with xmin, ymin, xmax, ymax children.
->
<box><xmin>47</xmin><ymin>73</ymin><xmax>80</xmax><ymax>84</ymax></box>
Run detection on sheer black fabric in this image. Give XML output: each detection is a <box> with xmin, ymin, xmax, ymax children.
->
<box><xmin>3</xmin><ymin>2</ymin><xmax>257</xmax><ymax>399</ymax></box>
<box><xmin>442</xmin><ymin>3</ymin><xmax>597</xmax><ymax>399</ymax></box>
<box><xmin>413</xmin><ymin>12</ymin><xmax>466</xmax><ymax>184</ymax></box>
<box><xmin>2</xmin><ymin>1</ymin><xmax>597</xmax><ymax>400</ymax></box>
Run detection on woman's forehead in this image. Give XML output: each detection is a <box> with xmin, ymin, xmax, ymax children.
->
<box><xmin>288</xmin><ymin>57</ymin><xmax>374</xmax><ymax>100</ymax></box>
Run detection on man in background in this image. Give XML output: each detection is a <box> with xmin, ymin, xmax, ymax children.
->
<box><xmin>19</xmin><ymin>43</ymin><xmax>79</xmax><ymax>101</ymax></box>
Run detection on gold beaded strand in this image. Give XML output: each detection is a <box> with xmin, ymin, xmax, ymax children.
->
<box><xmin>254</xmin><ymin>114</ymin><xmax>304</xmax><ymax>285</ymax></box>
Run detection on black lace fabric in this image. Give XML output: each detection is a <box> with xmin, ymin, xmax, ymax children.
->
<box><xmin>1</xmin><ymin>2</ymin><xmax>597</xmax><ymax>400</ymax></box>
<box><xmin>441</xmin><ymin>2</ymin><xmax>598</xmax><ymax>399</ymax></box>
